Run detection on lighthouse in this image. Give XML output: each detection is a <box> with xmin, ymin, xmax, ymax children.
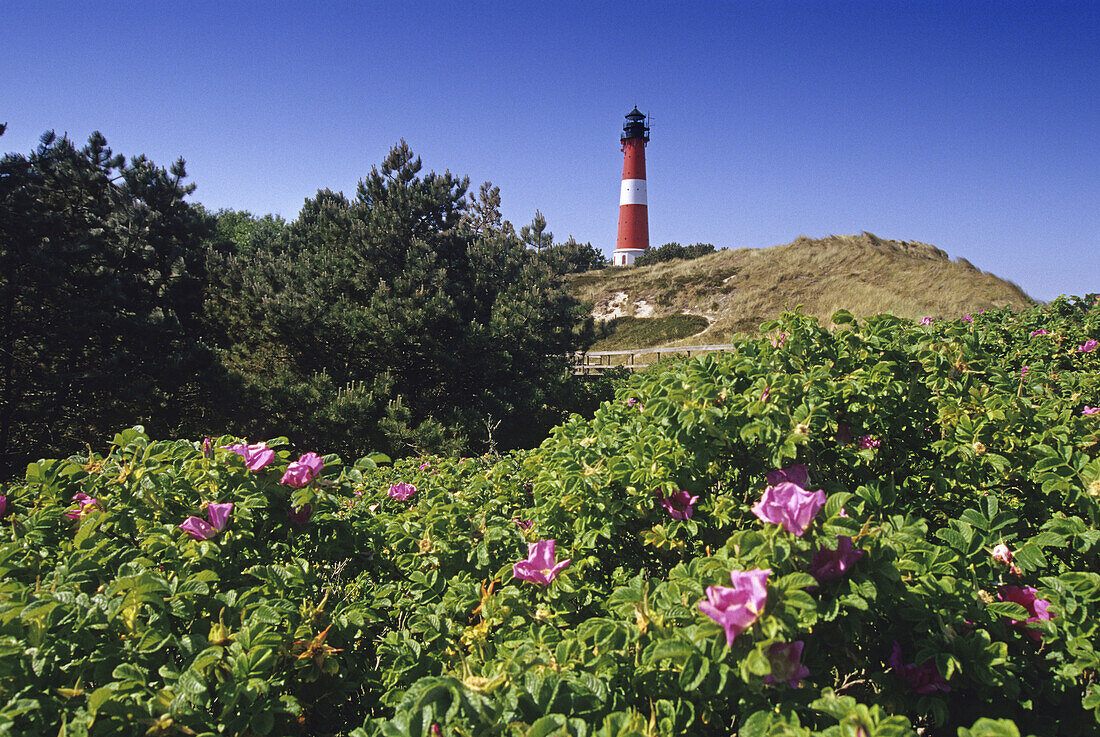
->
<box><xmin>613</xmin><ymin>107</ymin><xmax>650</xmax><ymax>266</ymax></box>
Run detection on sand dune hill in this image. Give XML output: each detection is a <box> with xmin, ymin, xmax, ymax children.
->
<box><xmin>570</xmin><ymin>233</ymin><xmax>1033</xmax><ymax>348</ymax></box>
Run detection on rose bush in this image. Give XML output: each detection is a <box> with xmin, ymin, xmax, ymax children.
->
<box><xmin>1</xmin><ymin>296</ymin><xmax>1099</xmax><ymax>735</ymax></box>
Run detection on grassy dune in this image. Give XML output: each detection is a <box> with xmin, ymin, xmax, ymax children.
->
<box><xmin>571</xmin><ymin>232</ymin><xmax>1033</xmax><ymax>347</ymax></box>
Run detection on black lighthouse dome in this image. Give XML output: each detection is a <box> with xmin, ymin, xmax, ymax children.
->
<box><xmin>622</xmin><ymin>107</ymin><xmax>649</xmax><ymax>141</ymax></box>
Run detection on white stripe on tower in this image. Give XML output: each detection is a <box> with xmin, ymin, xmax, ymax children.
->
<box><xmin>619</xmin><ymin>179</ymin><xmax>647</xmax><ymax>206</ymax></box>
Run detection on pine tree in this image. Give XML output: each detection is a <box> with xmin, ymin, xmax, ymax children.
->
<box><xmin>520</xmin><ymin>209</ymin><xmax>553</xmax><ymax>251</ymax></box>
<box><xmin>210</xmin><ymin>142</ymin><xmax>591</xmax><ymax>457</ymax></box>
<box><xmin>461</xmin><ymin>181</ymin><xmax>514</xmax><ymax>238</ymax></box>
<box><xmin>0</xmin><ymin>130</ymin><xmax>212</xmax><ymax>473</ymax></box>
<box><xmin>538</xmin><ymin>236</ymin><xmax>608</xmax><ymax>274</ymax></box>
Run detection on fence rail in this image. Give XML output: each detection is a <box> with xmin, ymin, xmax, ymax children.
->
<box><xmin>573</xmin><ymin>343</ymin><xmax>740</xmax><ymax>373</ymax></box>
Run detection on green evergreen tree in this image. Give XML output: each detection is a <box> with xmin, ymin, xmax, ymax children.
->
<box><xmin>461</xmin><ymin>181</ymin><xmax>514</xmax><ymax>239</ymax></box>
<box><xmin>538</xmin><ymin>236</ymin><xmax>608</xmax><ymax>274</ymax></box>
<box><xmin>207</xmin><ymin>207</ymin><xmax>287</xmax><ymax>257</ymax></box>
<box><xmin>634</xmin><ymin>241</ymin><xmax>716</xmax><ymax>267</ymax></box>
<box><xmin>210</xmin><ymin>142</ymin><xmax>591</xmax><ymax>458</ymax></box>
<box><xmin>0</xmin><ymin>129</ymin><xmax>212</xmax><ymax>474</ymax></box>
<box><xmin>520</xmin><ymin>209</ymin><xmax>553</xmax><ymax>251</ymax></box>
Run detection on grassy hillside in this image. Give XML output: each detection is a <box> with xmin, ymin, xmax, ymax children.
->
<box><xmin>570</xmin><ymin>232</ymin><xmax>1034</xmax><ymax>349</ymax></box>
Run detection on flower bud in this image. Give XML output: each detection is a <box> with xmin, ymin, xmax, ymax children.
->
<box><xmin>991</xmin><ymin>544</ymin><xmax>1013</xmax><ymax>566</ymax></box>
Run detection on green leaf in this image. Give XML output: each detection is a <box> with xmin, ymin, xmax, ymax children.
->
<box><xmin>1029</xmin><ymin>531</ymin><xmax>1066</xmax><ymax>548</ymax></box>
<box><xmin>986</xmin><ymin>602</ymin><xmax>1029</xmax><ymax>619</ymax></box>
<box><xmin>249</xmin><ymin>605</ymin><xmax>284</xmax><ymax>626</ymax></box>
<box><xmin>832</xmin><ymin>309</ymin><xmax>855</xmax><ymax>325</ymax></box>
<box><xmin>957</xmin><ymin>718</ymin><xmax>1022</xmax><ymax>737</ymax></box>
<box><xmin>775</xmin><ymin>572</ymin><xmax>817</xmax><ymax>591</ymax></box>
<box><xmin>737</xmin><ymin>710</ymin><xmax>770</xmax><ymax>737</ymax></box>
<box><xmin>111</xmin><ymin>662</ymin><xmax>148</xmax><ymax>683</ymax></box>
<box><xmin>645</xmin><ymin>638</ymin><xmax>694</xmax><ymax>664</ymax></box>
<box><xmin>87</xmin><ymin>686</ymin><xmax>114</xmax><ymax>716</ymax></box>
<box><xmin>251</xmin><ymin>710</ymin><xmax>275</xmax><ymax>735</ymax></box>
<box><xmin>934</xmin><ymin>527</ymin><xmax>969</xmax><ymax>553</ymax></box>
<box><xmin>744</xmin><ymin>645</ymin><xmax>771</xmax><ymax>676</ymax></box>
<box><xmin>824</xmin><ymin>492</ymin><xmax>852</xmax><ymax>519</ymax></box>
<box><xmin>176</xmin><ymin>669</ymin><xmax>207</xmax><ymax>695</ymax></box>
<box><xmin>677</xmin><ymin>653</ymin><xmax>710</xmax><ymax>691</ymax></box>
<box><xmin>527</xmin><ymin>714</ymin><xmax>568</xmax><ymax>737</ymax></box>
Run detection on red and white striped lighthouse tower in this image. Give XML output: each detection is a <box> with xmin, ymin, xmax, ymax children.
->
<box><xmin>613</xmin><ymin>107</ymin><xmax>650</xmax><ymax>266</ymax></box>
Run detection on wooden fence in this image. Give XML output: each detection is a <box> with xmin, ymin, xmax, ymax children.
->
<box><xmin>573</xmin><ymin>343</ymin><xmax>740</xmax><ymax>374</ymax></box>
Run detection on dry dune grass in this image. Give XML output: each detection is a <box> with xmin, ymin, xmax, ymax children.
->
<box><xmin>570</xmin><ymin>233</ymin><xmax>1033</xmax><ymax>346</ymax></box>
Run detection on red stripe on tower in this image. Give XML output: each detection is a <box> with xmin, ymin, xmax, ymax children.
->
<box><xmin>614</xmin><ymin>107</ymin><xmax>650</xmax><ymax>266</ymax></box>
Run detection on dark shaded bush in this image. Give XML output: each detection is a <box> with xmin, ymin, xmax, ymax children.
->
<box><xmin>634</xmin><ymin>241</ymin><xmax>717</xmax><ymax>267</ymax></box>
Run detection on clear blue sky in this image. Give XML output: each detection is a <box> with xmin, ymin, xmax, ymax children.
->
<box><xmin>3</xmin><ymin>1</ymin><xmax>1097</xmax><ymax>301</ymax></box>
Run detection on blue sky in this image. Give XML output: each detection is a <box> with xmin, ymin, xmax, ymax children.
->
<box><xmin>3</xmin><ymin>1</ymin><xmax>1097</xmax><ymax>301</ymax></box>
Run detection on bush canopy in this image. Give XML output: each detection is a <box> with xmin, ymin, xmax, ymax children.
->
<box><xmin>3</xmin><ymin>297</ymin><xmax>1100</xmax><ymax>735</ymax></box>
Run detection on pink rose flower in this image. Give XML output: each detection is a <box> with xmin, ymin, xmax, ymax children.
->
<box><xmin>180</xmin><ymin>502</ymin><xmax>233</xmax><ymax>540</ymax></box>
<box><xmin>1078</xmin><ymin>339</ymin><xmax>1098</xmax><ymax>353</ymax></box>
<box><xmin>512</xmin><ymin>540</ymin><xmax>571</xmax><ymax>585</ymax></box>
<box><xmin>888</xmin><ymin>642</ymin><xmax>950</xmax><ymax>694</ymax></box>
<box><xmin>224</xmin><ymin>442</ymin><xmax>274</xmax><ymax>471</ymax></box>
<box><xmin>1029</xmin><ymin>329</ymin><xmax>1048</xmax><ymax>337</ymax></box>
<box><xmin>387</xmin><ymin>482</ymin><xmax>417</xmax><ymax>501</ymax></box>
<box><xmin>289</xmin><ymin>504</ymin><xmax>312</xmax><ymax>526</ymax></box>
<box><xmin>765</xmin><ymin>464</ymin><xmax>810</xmax><ymax>489</ymax></box>
<box><xmin>752</xmin><ymin>482</ymin><xmax>826</xmax><ymax>537</ymax></box>
<box><xmin>698</xmin><ymin>568</ymin><xmax>770</xmax><ymax>646</ymax></box>
<box><xmin>997</xmin><ymin>585</ymin><xmax>1055</xmax><ymax>641</ymax></box>
<box><xmin>962</xmin><ymin>313</ymin><xmax>973</xmax><ymax>323</ymax></box>
<box><xmin>763</xmin><ymin>641</ymin><xmax>810</xmax><ymax>687</ymax></box>
<box><xmin>1083</xmin><ymin>406</ymin><xmax>1099</xmax><ymax>416</ymax></box>
<box><xmin>919</xmin><ymin>317</ymin><xmax>933</xmax><ymax>326</ymax></box>
<box><xmin>280</xmin><ymin>452</ymin><xmax>324</xmax><ymax>488</ymax></box>
<box><xmin>657</xmin><ymin>489</ymin><xmax>699</xmax><ymax>520</ymax></box>
<box><xmin>64</xmin><ymin>492</ymin><xmax>100</xmax><ymax>520</ymax></box>
<box><xmin>858</xmin><ymin>435</ymin><xmax>881</xmax><ymax>450</ymax></box>
<box><xmin>179</xmin><ymin>517</ymin><xmax>216</xmax><ymax>540</ymax></box>
<box><xmin>809</xmin><ymin>536</ymin><xmax>864</xmax><ymax>583</ymax></box>
<box><xmin>207</xmin><ymin>503</ymin><xmax>233</xmax><ymax>531</ymax></box>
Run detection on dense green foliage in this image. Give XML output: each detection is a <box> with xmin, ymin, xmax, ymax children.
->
<box><xmin>3</xmin><ymin>298</ymin><xmax>1099</xmax><ymax>736</ymax></box>
<box><xmin>0</xmin><ymin>130</ymin><xmax>214</xmax><ymax>476</ymax></box>
<box><xmin>592</xmin><ymin>315</ymin><xmax>711</xmax><ymax>350</ymax></box>
<box><xmin>204</xmin><ymin>142</ymin><xmax>594</xmax><ymax>458</ymax></box>
<box><xmin>0</xmin><ymin>131</ymin><xmax>601</xmax><ymax>473</ymax></box>
<box><xmin>518</xmin><ymin>209</ymin><xmax>607</xmax><ymax>273</ymax></box>
<box><xmin>633</xmin><ymin>242</ymin><xmax>716</xmax><ymax>268</ymax></box>
<box><xmin>537</xmin><ymin>238</ymin><xmax>608</xmax><ymax>276</ymax></box>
